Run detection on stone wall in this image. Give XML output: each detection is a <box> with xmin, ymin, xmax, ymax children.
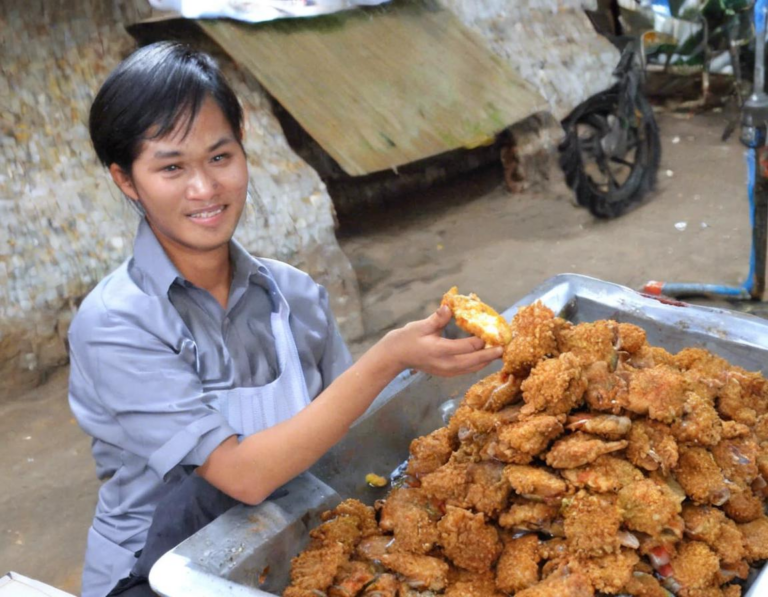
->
<box><xmin>440</xmin><ymin>0</ymin><xmax>620</xmax><ymax>191</ymax></box>
<box><xmin>0</xmin><ymin>0</ymin><xmax>363</xmax><ymax>401</ymax></box>
<box><xmin>443</xmin><ymin>0</ymin><xmax>620</xmax><ymax>120</ymax></box>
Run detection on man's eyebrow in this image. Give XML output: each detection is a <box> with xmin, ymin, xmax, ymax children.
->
<box><xmin>154</xmin><ymin>149</ymin><xmax>182</xmax><ymax>159</ymax></box>
<box><xmin>152</xmin><ymin>138</ymin><xmax>234</xmax><ymax>160</ymax></box>
<box><xmin>208</xmin><ymin>137</ymin><xmax>234</xmax><ymax>152</ymax></box>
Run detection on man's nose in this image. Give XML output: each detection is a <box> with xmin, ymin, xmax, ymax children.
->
<box><xmin>186</xmin><ymin>167</ymin><xmax>218</xmax><ymax>200</ymax></box>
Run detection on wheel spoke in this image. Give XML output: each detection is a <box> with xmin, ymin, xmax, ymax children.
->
<box><xmin>599</xmin><ymin>156</ymin><xmax>619</xmax><ymax>191</ymax></box>
<box><xmin>610</xmin><ymin>156</ymin><xmax>634</xmax><ymax>168</ymax></box>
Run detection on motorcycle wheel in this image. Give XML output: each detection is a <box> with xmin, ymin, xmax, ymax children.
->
<box><xmin>559</xmin><ymin>87</ymin><xmax>661</xmax><ymax>219</ymax></box>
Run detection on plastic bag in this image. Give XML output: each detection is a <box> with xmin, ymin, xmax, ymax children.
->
<box><xmin>148</xmin><ymin>0</ymin><xmax>390</xmax><ymax>23</ymax></box>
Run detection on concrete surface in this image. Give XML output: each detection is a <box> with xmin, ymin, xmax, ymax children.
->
<box><xmin>0</xmin><ymin>107</ymin><xmax>755</xmax><ymax>594</ymax></box>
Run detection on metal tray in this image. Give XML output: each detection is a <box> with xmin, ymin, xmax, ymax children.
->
<box><xmin>149</xmin><ymin>274</ymin><xmax>768</xmax><ymax>597</ymax></box>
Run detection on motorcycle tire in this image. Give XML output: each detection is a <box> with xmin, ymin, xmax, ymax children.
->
<box><xmin>559</xmin><ymin>85</ymin><xmax>661</xmax><ymax>219</ymax></box>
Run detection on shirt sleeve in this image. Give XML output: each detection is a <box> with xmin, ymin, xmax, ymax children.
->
<box><xmin>317</xmin><ymin>284</ymin><xmax>354</xmax><ymax>388</ymax></box>
<box><xmin>68</xmin><ymin>300</ymin><xmax>238</xmax><ymax>481</ymax></box>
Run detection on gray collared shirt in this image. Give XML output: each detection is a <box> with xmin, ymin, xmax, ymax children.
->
<box><xmin>68</xmin><ymin>219</ymin><xmax>352</xmax><ymax>551</ymax></box>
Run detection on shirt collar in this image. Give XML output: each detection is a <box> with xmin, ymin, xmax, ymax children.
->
<box><xmin>132</xmin><ymin>218</ymin><xmax>274</xmax><ymax>297</ymax></box>
<box><xmin>132</xmin><ymin>219</ymin><xmax>183</xmax><ymax>296</ymax></box>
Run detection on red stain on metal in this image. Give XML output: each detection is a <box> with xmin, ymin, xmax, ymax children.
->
<box><xmin>759</xmin><ymin>147</ymin><xmax>768</xmax><ymax>178</ymax></box>
<box><xmin>641</xmin><ymin>281</ymin><xmax>664</xmax><ymax>295</ymax></box>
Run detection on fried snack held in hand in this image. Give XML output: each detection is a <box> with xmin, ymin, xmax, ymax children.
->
<box><xmin>441</xmin><ymin>287</ymin><xmax>511</xmax><ymax>347</ymax></box>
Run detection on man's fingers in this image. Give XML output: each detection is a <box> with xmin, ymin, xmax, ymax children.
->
<box><xmin>449</xmin><ymin>346</ymin><xmax>503</xmax><ymax>371</ymax></box>
<box><xmin>426</xmin><ymin>304</ymin><xmax>452</xmax><ymax>331</ymax></box>
<box><xmin>437</xmin><ymin>335</ymin><xmax>486</xmax><ymax>355</ymax></box>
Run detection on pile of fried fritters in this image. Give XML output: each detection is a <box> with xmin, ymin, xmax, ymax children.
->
<box><xmin>283</xmin><ymin>299</ymin><xmax>768</xmax><ymax>597</ymax></box>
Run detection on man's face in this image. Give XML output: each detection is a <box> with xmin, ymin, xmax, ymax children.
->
<box><xmin>114</xmin><ymin>98</ymin><xmax>248</xmax><ymax>259</ymax></box>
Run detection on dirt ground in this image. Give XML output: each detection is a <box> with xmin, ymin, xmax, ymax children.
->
<box><xmin>0</xmin><ymin>107</ymin><xmax>757</xmax><ymax>594</ymax></box>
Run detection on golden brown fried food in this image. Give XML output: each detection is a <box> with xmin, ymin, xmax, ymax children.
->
<box><xmin>739</xmin><ymin>515</ymin><xmax>768</xmax><ymax>562</ymax></box>
<box><xmin>361</xmin><ymin>573</ymin><xmax>399</xmax><ymax>596</ymax></box>
<box><xmin>566</xmin><ymin>412</ymin><xmax>632</xmax><ymax>439</ymax></box>
<box><xmin>557</xmin><ymin>320</ymin><xmax>618</xmax><ymax>366</ymax></box>
<box><xmin>754</xmin><ymin>414</ymin><xmax>768</xmax><ymax>442</ymax></box>
<box><xmin>407</xmin><ymin>426</ymin><xmax>456</xmax><ymax>478</ymax></box>
<box><xmin>504</xmin><ymin>464</ymin><xmax>567</xmax><ymax>500</ymax></box>
<box><xmin>561</xmin><ymin>454</ymin><xmax>643</xmax><ymax>493</ymax></box>
<box><xmin>675</xmin><ymin>347</ymin><xmax>728</xmax><ymax>373</ymax></box>
<box><xmin>626</xmin><ymin>419</ymin><xmax>679</xmax><ymax>474</ymax></box>
<box><xmin>574</xmin><ymin>548</ymin><xmax>639</xmax><ymax>594</ymax></box>
<box><xmin>617</xmin><ymin>323</ymin><xmax>647</xmax><ymax>354</ymax></box>
<box><xmin>538</xmin><ymin>536</ymin><xmax>567</xmax><ymax>556</ymax></box>
<box><xmin>437</xmin><ymin>506</ymin><xmax>502</xmax><ymax>572</ymax></box>
<box><xmin>621</xmin><ymin>571</ymin><xmax>671</xmax><ymax>597</ymax></box>
<box><xmin>564</xmin><ymin>490</ymin><xmax>622</xmax><ymax>556</ymax></box>
<box><xmin>723</xmin><ymin>420</ymin><xmax>753</xmax><ymax>440</ymax></box>
<box><xmin>283</xmin><ymin>589</ymin><xmax>319</xmax><ymax>597</ymax></box>
<box><xmin>445</xmin><ymin>569</ymin><xmax>505</xmax><ymax>597</ymax></box>
<box><xmin>379</xmin><ymin>552</ymin><xmax>449</xmax><ymax>591</ymax></box>
<box><xmin>322</xmin><ymin>499</ymin><xmax>380</xmax><ymax>539</ymax></box>
<box><xmin>463</xmin><ymin>371</ymin><xmax>521</xmax><ymax>412</ymax></box>
<box><xmin>676</xmin><ymin>447</ymin><xmax>730</xmax><ymax>506</ymax></box>
<box><xmin>722</xmin><ymin>482</ymin><xmax>764</xmax><ymax>523</ymax></box>
<box><xmin>377</xmin><ymin>488</ymin><xmax>440</xmax><ymax>554</ymax></box>
<box><xmin>328</xmin><ymin>560</ymin><xmax>377</xmax><ymax>597</ymax></box>
<box><xmin>502</xmin><ymin>302</ymin><xmax>563</xmax><ymax>375</ymax></box>
<box><xmin>521</xmin><ymin>352</ymin><xmax>587</xmax><ymax>416</ymax></box>
<box><xmin>717</xmin><ymin>368</ymin><xmax>764</xmax><ymax>426</ymax></box>
<box><xmin>474</xmin><ymin>436</ymin><xmax>534</xmax><ymax>465</ymax></box>
<box><xmin>682</xmin><ymin>589</ymin><xmax>734</xmax><ymax>597</ymax></box>
<box><xmin>545</xmin><ymin>432</ymin><xmax>628</xmax><ymax>469</ymax></box>
<box><xmin>682</xmin><ymin>504</ymin><xmax>746</xmax><ymax>566</ymax></box>
<box><xmin>711</xmin><ymin>437</ymin><xmax>760</xmax><ymax>487</ymax></box>
<box><xmin>498</xmin><ymin>499</ymin><xmax>562</xmax><ymax>535</ymax></box>
<box><xmin>442</xmin><ymin>287</ymin><xmax>512</xmax><ymax>347</ymax></box>
<box><xmin>672</xmin><ymin>392</ymin><xmax>723</xmax><ymax>447</ymax></box>
<box><xmin>675</xmin><ymin>348</ymin><xmax>729</xmax><ymax>402</ymax></box>
<box><xmin>286</xmin><ymin>543</ymin><xmax>348</xmax><ymax>594</ymax></box>
<box><xmin>489</xmin><ymin>415</ymin><xmax>564</xmax><ymax>461</ymax></box>
<box><xmin>308</xmin><ymin>514</ymin><xmax>362</xmax><ymax>555</ymax></box>
<box><xmin>496</xmin><ymin>534</ymin><xmax>540</xmax><ymax>593</ymax></box>
<box><xmin>355</xmin><ymin>535</ymin><xmax>393</xmax><ymax>562</ymax></box>
<box><xmin>287</xmin><ymin>304</ymin><xmax>768</xmax><ymax>597</ymax></box>
<box><xmin>668</xmin><ymin>541</ymin><xmax>720</xmax><ymax>593</ymax></box>
<box><xmin>419</xmin><ymin>459</ymin><xmax>470</xmax><ymax>504</ymax></box>
<box><xmin>448</xmin><ymin>403</ymin><xmax>522</xmax><ymax>451</ymax></box>
<box><xmin>583</xmin><ymin>360</ymin><xmax>629</xmax><ymax>414</ymax></box>
<box><xmin>623</xmin><ymin>365</ymin><xmax>688</xmax><ymax>424</ymax></box>
<box><xmin>628</xmin><ymin>344</ymin><xmax>677</xmax><ymax>369</ymax></box>
<box><xmin>618</xmin><ymin>478</ymin><xmax>683</xmax><ymax>536</ymax></box>
<box><xmin>758</xmin><ymin>448</ymin><xmax>768</xmax><ymax>484</ymax></box>
<box><xmin>464</xmin><ymin>461</ymin><xmax>512</xmax><ymax>517</ymax></box>
<box><xmin>514</xmin><ymin>566</ymin><xmax>594</xmax><ymax>597</ymax></box>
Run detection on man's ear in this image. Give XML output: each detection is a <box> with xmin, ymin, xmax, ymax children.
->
<box><xmin>108</xmin><ymin>164</ymin><xmax>139</xmax><ymax>202</ymax></box>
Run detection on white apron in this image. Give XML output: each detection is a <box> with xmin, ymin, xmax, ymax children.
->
<box><xmin>81</xmin><ymin>281</ymin><xmax>311</xmax><ymax>596</ymax></box>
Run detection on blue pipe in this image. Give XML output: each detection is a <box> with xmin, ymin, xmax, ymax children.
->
<box><xmin>642</xmin><ymin>149</ymin><xmax>757</xmax><ymax>301</ymax></box>
<box><xmin>757</xmin><ymin>0</ymin><xmax>768</xmax><ymax>36</ymax></box>
<box><xmin>642</xmin><ymin>1</ymin><xmax>767</xmax><ymax>301</ymax></box>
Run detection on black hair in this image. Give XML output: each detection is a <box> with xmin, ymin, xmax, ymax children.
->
<box><xmin>89</xmin><ymin>41</ymin><xmax>243</xmax><ymax>172</ymax></box>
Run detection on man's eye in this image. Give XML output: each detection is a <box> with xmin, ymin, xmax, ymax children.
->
<box><xmin>163</xmin><ymin>165</ymin><xmax>179</xmax><ymax>173</ymax></box>
<box><xmin>212</xmin><ymin>153</ymin><xmax>230</xmax><ymax>163</ymax></box>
